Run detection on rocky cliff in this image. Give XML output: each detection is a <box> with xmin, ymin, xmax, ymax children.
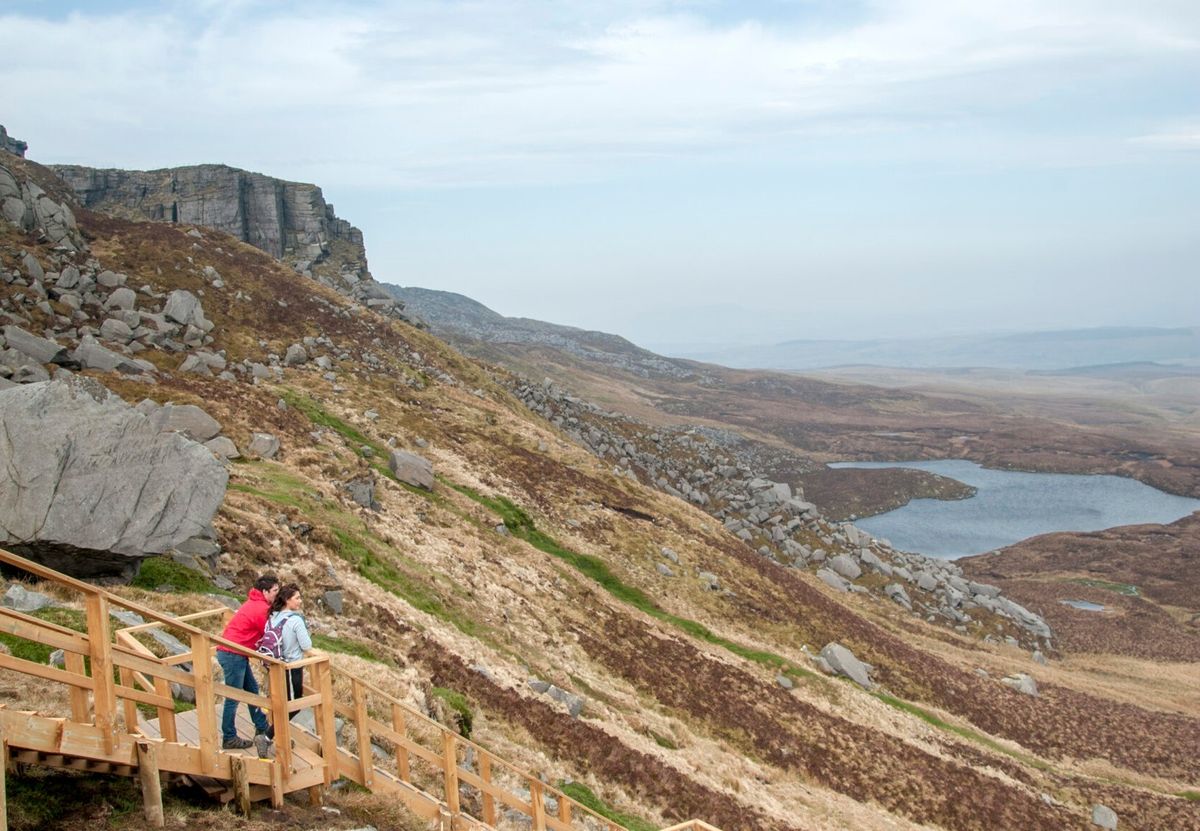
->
<box><xmin>0</xmin><ymin>125</ymin><xmax>27</xmax><ymax>158</ymax></box>
<box><xmin>50</xmin><ymin>160</ymin><xmax>404</xmax><ymax>317</ymax></box>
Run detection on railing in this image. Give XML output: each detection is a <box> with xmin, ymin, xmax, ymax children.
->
<box><xmin>0</xmin><ymin>547</ymin><xmax>723</xmax><ymax>831</ymax></box>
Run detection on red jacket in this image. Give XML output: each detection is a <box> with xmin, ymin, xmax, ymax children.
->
<box><xmin>217</xmin><ymin>588</ymin><xmax>271</xmax><ymax>653</ymax></box>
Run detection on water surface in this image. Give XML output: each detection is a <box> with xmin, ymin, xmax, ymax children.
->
<box><xmin>829</xmin><ymin>459</ymin><xmax>1200</xmax><ymax>559</ymax></box>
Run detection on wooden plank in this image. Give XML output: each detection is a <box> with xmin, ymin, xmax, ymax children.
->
<box><xmin>315</xmin><ymin>660</ymin><xmax>338</xmax><ymax>787</ymax></box>
<box><xmin>114</xmin><ymin>683</ymin><xmax>174</xmax><ymax>711</ymax></box>
<box><xmin>266</xmin><ymin>663</ymin><xmax>292</xmax><ymax>783</ymax></box>
<box><xmin>442</xmin><ymin>732</ymin><xmax>460</xmax><ymax>817</ymax></box>
<box><xmin>391</xmin><ymin>703</ymin><xmax>411</xmax><ymax>783</ymax></box>
<box><xmin>269</xmin><ymin>757</ymin><xmax>283</xmax><ymax>808</ymax></box>
<box><xmin>1</xmin><ymin>735</ymin><xmax>7</xmax><ymax>831</ymax></box>
<box><xmin>231</xmin><ymin>755</ymin><xmax>251</xmax><ymax>817</ymax></box>
<box><xmin>189</xmin><ymin>633</ymin><xmax>218</xmax><ymax>773</ymax></box>
<box><xmin>136</xmin><ymin>740</ymin><xmax>165</xmax><ymax>828</ymax></box>
<box><xmin>479</xmin><ymin>754</ymin><xmax>496</xmax><ymax>827</ymax></box>
<box><xmin>119</xmin><ymin>666</ymin><xmax>139</xmax><ymax>734</ymax></box>
<box><xmin>351</xmin><ymin>678</ymin><xmax>373</xmax><ymax>788</ymax></box>
<box><xmin>531</xmin><ymin>779</ymin><xmax>546</xmax><ymax>831</ymax></box>
<box><xmin>0</xmin><ymin>651</ymin><xmax>94</xmax><ymax>689</ymax></box>
<box><xmin>85</xmin><ymin>593</ymin><xmax>117</xmax><ymax>754</ymax></box>
<box><xmin>364</xmin><ymin>720</ymin><xmax>442</xmax><ymax>768</ymax></box>
<box><xmin>286</xmin><ymin>692</ymin><xmax>323</xmax><ymax>712</ymax></box>
<box><xmin>558</xmin><ymin>792</ymin><xmax>572</xmax><ymax>825</ymax></box>
<box><xmin>0</xmin><ymin>608</ymin><xmax>89</xmax><ymax>652</ymax></box>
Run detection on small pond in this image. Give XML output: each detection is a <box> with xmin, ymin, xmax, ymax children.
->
<box><xmin>828</xmin><ymin>459</ymin><xmax>1200</xmax><ymax>559</ymax></box>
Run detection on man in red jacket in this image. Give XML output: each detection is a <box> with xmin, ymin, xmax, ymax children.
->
<box><xmin>216</xmin><ymin>573</ymin><xmax>279</xmax><ymax>749</ymax></box>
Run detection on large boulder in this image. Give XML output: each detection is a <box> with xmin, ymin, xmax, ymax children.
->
<box><xmin>0</xmin><ymin>377</ymin><xmax>227</xmax><ymax>578</ymax></box>
<box><xmin>388</xmin><ymin>450</ymin><xmax>434</xmax><ymax>490</ymax></box>
<box><xmin>819</xmin><ymin>642</ymin><xmax>874</xmax><ymax>690</ymax></box>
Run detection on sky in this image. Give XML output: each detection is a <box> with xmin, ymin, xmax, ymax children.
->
<box><xmin>1</xmin><ymin>0</ymin><xmax>1198</xmax><ymax>349</ymax></box>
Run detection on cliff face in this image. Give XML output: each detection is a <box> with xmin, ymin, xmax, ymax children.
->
<box><xmin>1</xmin><ymin>125</ymin><xmax>28</xmax><ymax>158</ymax></box>
<box><xmin>50</xmin><ymin>162</ymin><xmax>403</xmax><ymax>316</ymax></box>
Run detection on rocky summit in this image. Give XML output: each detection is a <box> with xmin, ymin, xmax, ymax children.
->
<box><xmin>0</xmin><ymin>128</ymin><xmax>1197</xmax><ymax>831</ymax></box>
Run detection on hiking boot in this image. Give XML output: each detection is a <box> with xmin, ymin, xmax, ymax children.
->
<box><xmin>222</xmin><ymin>736</ymin><xmax>253</xmax><ymax>750</ymax></box>
<box><xmin>253</xmin><ymin>733</ymin><xmax>272</xmax><ymax>758</ymax></box>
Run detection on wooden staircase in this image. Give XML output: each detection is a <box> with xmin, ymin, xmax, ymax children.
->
<box><xmin>0</xmin><ymin>548</ymin><xmax>725</xmax><ymax>831</ymax></box>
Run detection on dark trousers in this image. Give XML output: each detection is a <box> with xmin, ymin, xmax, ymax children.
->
<box><xmin>266</xmin><ymin>666</ymin><xmax>304</xmax><ymax>739</ymax></box>
<box><xmin>215</xmin><ymin>650</ymin><xmax>269</xmax><ymax>741</ymax></box>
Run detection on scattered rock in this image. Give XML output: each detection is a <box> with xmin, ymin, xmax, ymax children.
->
<box><xmin>203</xmin><ymin>436</ymin><xmax>240</xmax><ymax>460</ymax></box>
<box><xmin>388</xmin><ymin>449</ymin><xmax>434</xmax><ymax>490</ymax></box>
<box><xmin>1001</xmin><ymin>673</ymin><xmax>1039</xmax><ymax>697</ymax></box>
<box><xmin>148</xmin><ymin>403</ymin><xmax>222</xmax><ymax>442</ymax></box>
<box><xmin>1091</xmin><ymin>803</ymin><xmax>1117</xmax><ymax>829</ymax></box>
<box><xmin>819</xmin><ymin>642</ymin><xmax>873</xmax><ymax>689</ymax></box>
<box><xmin>2</xmin><ymin>583</ymin><xmax>55</xmax><ymax>612</ymax></box>
<box><xmin>247</xmin><ymin>432</ymin><xmax>280</xmax><ymax>460</ymax></box>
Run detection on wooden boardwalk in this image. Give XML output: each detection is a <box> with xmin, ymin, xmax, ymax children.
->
<box><xmin>0</xmin><ymin>548</ymin><xmax>724</xmax><ymax>831</ymax></box>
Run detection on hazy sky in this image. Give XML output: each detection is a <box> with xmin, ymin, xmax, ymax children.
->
<box><xmin>2</xmin><ymin>1</ymin><xmax>1198</xmax><ymax>347</ymax></box>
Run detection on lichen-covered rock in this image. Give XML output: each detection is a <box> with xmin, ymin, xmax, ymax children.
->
<box><xmin>0</xmin><ymin>377</ymin><xmax>227</xmax><ymax>577</ymax></box>
<box><xmin>819</xmin><ymin>642</ymin><xmax>874</xmax><ymax>689</ymax></box>
<box><xmin>388</xmin><ymin>449</ymin><xmax>434</xmax><ymax>490</ymax></box>
<box><xmin>247</xmin><ymin>432</ymin><xmax>280</xmax><ymax>460</ymax></box>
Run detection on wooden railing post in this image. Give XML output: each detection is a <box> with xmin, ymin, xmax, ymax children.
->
<box><xmin>351</xmin><ymin>677</ymin><xmax>373</xmax><ymax>788</ymax></box>
<box><xmin>530</xmin><ymin>778</ymin><xmax>546</xmax><ymax>831</ymax></box>
<box><xmin>64</xmin><ymin>651</ymin><xmax>90</xmax><ymax>723</ymax></box>
<box><xmin>558</xmin><ymin>790</ymin><xmax>572</xmax><ymax>826</ymax></box>
<box><xmin>479</xmin><ymin>753</ymin><xmax>496</xmax><ymax>826</ymax></box>
<box><xmin>391</xmin><ymin>702</ymin><xmax>410</xmax><ymax>782</ymax></box>
<box><xmin>84</xmin><ymin>593</ymin><xmax>117</xmax><ymax>754</ymax></box>
<box><xmin>189</xmin><ymin>633</ymin><xmax>218</xmax><ymax>773</ymax></box>
<box><xmin>267</xmin><ymin>662</ymin><xmax>293</xmax><ymax>780</ymax></box>
<box><xmin>135</xmin><ymin>740</ymin><xmax>164</xmax><ymax>828</ymax></box>
<box><xmin>316</xmin><ymin>659</ymin><xmax>338</xmax><ymax>786</ymax></box>
<box><xmin>441</xmin><ymin>732</ymin><xmax>460</xmax><ymax>818</ymax></box>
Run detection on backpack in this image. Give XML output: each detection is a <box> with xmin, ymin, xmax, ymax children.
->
<box><xmin>257</xmin><ymin>615</ymin><xmax>287</xmax><ymax>661</ymax></box>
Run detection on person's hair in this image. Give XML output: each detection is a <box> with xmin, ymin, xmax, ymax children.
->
<box><xmin>270</xmin><ymin>584</ymin><xmax>301</xmax><ymax>614</ymax></box>
<box><xmin>254</xmin><ymin>573</ymin><xmax>280</xmax><ymax>593</ymax></box>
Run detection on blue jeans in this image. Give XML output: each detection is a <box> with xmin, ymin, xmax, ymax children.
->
<box><xmin>215</xmin><ymin>650</ymin><xmax>269</xmax><ymax>741</ymax></box>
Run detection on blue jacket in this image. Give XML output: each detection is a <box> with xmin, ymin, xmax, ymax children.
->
<box><xmin>266</xmin><ymin>610</ymin><xmax>312</xmax><ymax>663</ymax></box>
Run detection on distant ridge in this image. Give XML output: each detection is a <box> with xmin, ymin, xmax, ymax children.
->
<box><xmin>675</xmin><ymin>326</ymin><xmax>1200</xmax><ymax>371</ymax></box>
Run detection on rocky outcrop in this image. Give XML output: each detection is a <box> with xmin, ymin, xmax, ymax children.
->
<box><xmin>513</xmin><ymin>376</ymin><xmax>1053</xmax><ymax>647</ymax></box>
<box><xmin>0</xmin><ymin>377</ymin><xmax>227</xmax><ymax>578</ymax></box>
<box><xmin>49</xmin><ymin>162</ymin><xmax>405</xmax><ymax>317</ymax></box>
<box><xmin>0</xmin><ymin>160</ymin><xmax>85</xmax><ymax>252</ymax></box>
<box><xmin>0</xmin><ymin>126</ymin><xmax>27</xmax><ymax>159</ymax></box>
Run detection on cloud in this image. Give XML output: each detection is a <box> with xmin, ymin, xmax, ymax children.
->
<box><xmin>1131</xmin><ymin>124</ymin><xmax>1200</xmax><ymax>151</ymax></box>
<box><xmin>1</xmin><ymin>1</ymin><xmax>1198</xmax><ymax>186</ymax></box>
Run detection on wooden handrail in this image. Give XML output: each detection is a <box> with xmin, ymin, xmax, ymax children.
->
<box><xmin>0</xmin><ymin>546</ymin><xmax>726</xmax><ymax>831</ymax></box>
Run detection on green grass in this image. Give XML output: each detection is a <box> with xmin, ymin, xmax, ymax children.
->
<box><xmin>449</xmin><ymin>484</ymin><xmax>822</xmax><ymax>683</ymax></box>
<box><xmin>6</xmin><ymin>769</ymin><xmax>144</xmax><ymax>830</ymax></box>
<box><xmin>650</xmin><ymin>731</ymin><xmax>678</xmax><ymax>750</ymax></box>
<box><xmin>312</xmin><ymin>632</ymin><xmax>385</xmax><ymax>663</ymax></box>
<box><xmin>0</xmin><ymin>606</ymin><xmax>87</xmax><ymax>664</ymax></box>
<box><xmin>1067</xmin><ymin>578</ymin><xmax>1139</xmax><ymax>596</ymax></box>
<box><xmin>280</xmin><ymin>388</ymin><xmax>440</xmax><ymax>494</ymax></box>
<box><xmin>1180</xmin><ymin>790</ymin><xmax>1200</xmax><ymax>801</ymax></box>
<box><xmin>332</xmin><ymin>529</ymin><xmax>483</xmax><ymax>639</ymax></box>
<box><xmin>431</xmin><ymin>686</ymin><xmax>473</xmax><ymax>738</ymax></box>
<box><xmin>131</xmin><ymin>557</ymin><xmax>233</xmax><ymax>596</ymax></box>
<box><xmin>556</xmin><ymin>781</ymin><xmax>656</xmax><ymax>831</ymax></box>
<box><xmin>873</xmin><ymin>691</ymin><xmax>1051</xmax><ymax>771</ymax></box>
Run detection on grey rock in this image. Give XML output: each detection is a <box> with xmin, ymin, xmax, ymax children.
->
<box><xmin>859</xmin><ymin>549</ymin><xmax>893</xmax><ymax>576</ymax></box>
<box><xmin>1001</xmin><ymin>673</ymin><xmax>1039</xmax><ymax>697</ymax></box>
<box><xmin>387</xmin><ymin>449</ymin><xmax>434</xmax><ymax>490</ymax></box>
<box><xmin>203</xmin><ymin>436</ymin><xmax>240</xmax><ymax>460</ymax></box>
<box><xmin>775</xmin><ymin>673</ymin><xmax>794</xmax><ymax>690</ymax></box>
<box><xmin>104</xmin><ymin>286</ymin><xmax>137</xmax><ymax>311</ymax></box>
<box><xmin>21</xmin><ymin>253</ymin><xmax>43</xmax><ymax>282</ymax></box>
<box><xmin>916</xmin><ymin>572</ymin><xmax>939</xmax><ymax>592</ymax></box>
<box><xmin>884</xmin><ymin>583</ymin><xmax>912</xmax><ymax>609</ymax></box>
<box><xmin>816</xmin><ymin>568</ymin><xmax>850</xmax><ymax>592</ymax></box>
<box><xmin>1091</xmin><ymin>803</ymin><xmax>1117</xmax><ymax>829</ymax></box>
<box><xmin>149</xmin><ymin>403</ymin><xmax>222</xmax><ymax>442</ymax></box>
<box><xmin>656</xmin><ymin>563</ymin><xmax>674</xmax><ymax>577</ymax></box>
<box><xmin>0</xmin><ymin>378</ymin><xmax>227</xmax><ymax>575</ymax></box>
<box><xmin>71</xmin><ymin>336</ymin><xmax>146</xmax><ymax>374</ymax></box>
<box><xmin>322</xmin><ymin>590</ymin><xmax>344</xmax><ymax>615</ymax></box>
<box><xmin>2</xmin><ymin>583</ymin><xmax>55</xmax><ymax>612</ymax></box>
<box><xmin>698</xmin><ymin>571</ymin><xmax>721</xmax><ymax>591</ymax></box>
<box><xmin>660</xmin><ymin>546</ymin><xmax>679</xmax><ymax>563</ymax></box>
<box><xmin>284</xmin><ymin>344</ymin><xmax>308</xmax><ymax>366</ymax></box>
<box><xmin>162</xmin><ymin>290</ymin><xmax>212</xmax><ymax>332</ymax></box>
<box><xmin>98</xmin><ymin>318</ymin><xmax>134</xmax><ymax>344</ymax></box>
<box><xmin>527</xmin><ymin>681</ymin><xmax>584</xmax><ymax>718</ymax></box>
<box><xmin>346</xmin><ymin>476</ymin><xmax>380</xmax><ymax>511</ymax></box>
<box><xmin>1032</xmin><ymin>650</ymin><xmax>1048</xmax><ymax>666</ymax></box>
<box><xmin>819</xmin><ymin>642</ymin><xmax>874</xmax><ymax>689</ymax></box>
<box><xmin>829</xmin><ymin>555</ymin><xmax>862</xmax><ymax>581</ymax></box>
<box><xmin>247</xmin><ymin>432</ymin><xmax>280</xmax><ymax>460</ymax></box>
<box><xmin>3</xmin><ymin>325</ymin><xmax>72</xmax><ymax>366</ymax></box>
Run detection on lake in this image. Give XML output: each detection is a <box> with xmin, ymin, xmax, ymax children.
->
<box><xmin>827</xmin><ymin>459</ymin><xmax>1200</xmax><ymax>559</ymax></box>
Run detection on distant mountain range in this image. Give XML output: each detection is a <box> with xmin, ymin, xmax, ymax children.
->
<box><xmin>388</xmin><ymin>287</ymin><xmax>1198</xmax><ymax>373</ymax></box>
<box><xmin>672</xmin><ymin>326</ymin><xmax>1200</xmax><ymax>371</ymax></box>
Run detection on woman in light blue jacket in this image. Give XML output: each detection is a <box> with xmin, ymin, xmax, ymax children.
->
<box><xmin>263</xmin><ymin>584</ymin><xmax>312</xmax><ymax>743</ymax></box>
